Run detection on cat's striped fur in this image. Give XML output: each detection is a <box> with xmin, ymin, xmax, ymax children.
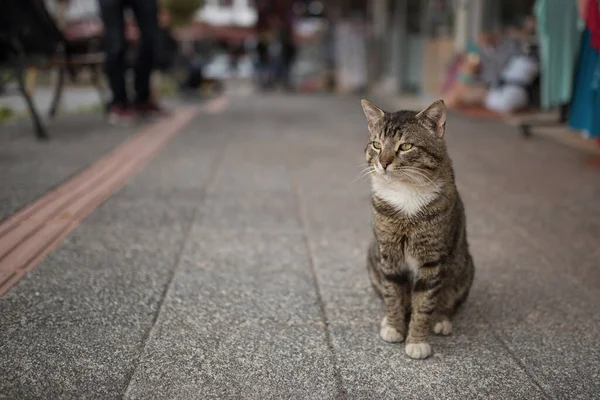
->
<box><xmin>361</xmin><ymin>99</ymin><xmax>474</xmax><ymax>359</ymax></box>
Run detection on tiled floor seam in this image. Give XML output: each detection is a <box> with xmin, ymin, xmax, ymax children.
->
<box><xmin>289</xmin><ymin>170</ymin><xmax>348</xmax><ymax>400</ymax></box>
<box><xmin>120</xmin><ymin>206</ymin><xmax>200</xmax><ymax>399</ymax></box>
<box><xmin>477</xmin><ymin>309</ymin><xmax>553</xmax><ymax>400</ymax></box>
<box><xmin>470</xmin><ymin>193</ymin><xmax>600</xmax><ymax>303</ymax></box>
<box><xmin>122</xmin><ymin>123</ymin><xmax>231</xmax><ymax>398</ymax></box>
<box><xmin>464</xmin><ymin>194</ymin><xmax>561</xmax><ymax>399</ymax></box>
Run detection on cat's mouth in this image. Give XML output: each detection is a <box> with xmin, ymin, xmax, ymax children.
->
<box><xmin>372</xmin><ymin>165</ymin><xmax>391</xmax><ymax>178</ymax></box>
<box><xmin>372</xmin><ymin>166</ymin><xmax>397</xmax><ymax>182</ymax></box>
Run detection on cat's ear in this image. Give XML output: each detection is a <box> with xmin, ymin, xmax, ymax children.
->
<box><xmin>416</xmin><ymin>100</ymin><xmax>447</xmax><ymax>138</ymax></box>
<box><xmin>361</xmin><ymin>99</ymin><xmax>385</xmax><ymax>127</ymax></box>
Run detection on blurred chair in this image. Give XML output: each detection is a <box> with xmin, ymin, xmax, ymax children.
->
<box><xmin>0</xmin><ymin>0</ymin><xmax>105</xmax><ymax>139</ymax></box>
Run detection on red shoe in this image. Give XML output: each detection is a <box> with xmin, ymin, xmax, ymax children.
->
<box><xmin>133</xmin><ymin>101</ymin><xmax>171</xmax><ymax>118</ymax></box>
<box><xmin>107</xmin><ymin>105</ymin><xmax>139</xmax><ymax>126</ymax></box>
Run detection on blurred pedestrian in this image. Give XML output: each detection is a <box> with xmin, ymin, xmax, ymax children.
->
<box><xmin>181</xmin><ymin>45</ymin><xmax>205</xmax><ymax>92</ymax></box>
<box><xmin>155</xmin><ymin>8</ymin><xmax>178</xmax><ymax>74</ymax></box>
<box><xmin>255</xmin><ymin>32</ymin><xmax>271</xmax><ymax>89</ymax></box>
<box><xmin>98</xmin><ymin>0</ymin><xmax>167</xmax><ymax>125</ymax></box>
<box><xmin>278</xmin><ymin>26</ymin><xmax>297</xmax><ymax>91</ymax></box>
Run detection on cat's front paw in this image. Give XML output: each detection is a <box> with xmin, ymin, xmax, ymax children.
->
<box><xmin>405</xmin><ymin>342</ymin><xmax>432</xmax><ymax>359</ymax></box>
<box><xmin>380</xmin><ymin>316</ymin><xmax>404</xmax><ymax>343</ymax></box>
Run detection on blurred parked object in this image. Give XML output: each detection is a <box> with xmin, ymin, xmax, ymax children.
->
<box><xmin>485</xmin><ymin>51</ymin><xmax>540</xmax><ymax>113</ymax></box>
<box><xmin>334</xmin><ymin>15</ymin><xmax>367</xmax><ymax>94</ymax></box>
<box><xmin>161</xmin><ymin>0</ymin><xmax>203</xmax><ymax>27</ymax></box>
<box><xmin>293</xmin><ymin>16</ymin><xmax>329</xmax><ymax>92</ymax></box>
<box><xmin>198</xmin><ymin>0</ymin><xmax>257</xmax><ymax>27</ymax></box>
<box><xmin>0</xmin><ymin>0</ymin><xmax>105</xmax><ymax>138</ymax></box>
<box><xmin>421</xmin><ymin>0</ymin><xmax>455</xmax><ymax>97</ymax></box>
<box><xmin>421</xmin><ymin>37</ymin><xmax>455</xmax><ymax>97</ymax></box>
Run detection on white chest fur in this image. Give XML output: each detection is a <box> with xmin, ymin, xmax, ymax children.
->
<box><xmin>371</xmin><ymin>177</ymin><xmax>441</xmax><ymax>217</ymax></box>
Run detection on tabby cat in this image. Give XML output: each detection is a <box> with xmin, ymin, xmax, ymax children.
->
<box><xmin>361</xmin><ymin>99</ymin><xmax>474</xmax><ymax>359</ymax></box>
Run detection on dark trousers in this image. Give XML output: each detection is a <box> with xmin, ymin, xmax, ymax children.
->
<box><xmin>98</xmin><ymin>0</ymin><xmax>157</xmax><ymax>106</ymax></box>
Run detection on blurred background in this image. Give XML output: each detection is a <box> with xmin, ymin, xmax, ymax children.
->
<box><xmin>2</xmin><ymin>0</ymin><xmax>597</xmax><ymax>144</ymax></box>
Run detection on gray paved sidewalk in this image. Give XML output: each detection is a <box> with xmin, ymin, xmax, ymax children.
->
<box><xmin>1</xmin><ymin>93</ymin><xmax>600</xmax><ymax>399</ymax></box>
<box><xmin>0</xmin><ymin>113</ymin><xmax>139</xmax><ymax>222</ymax></box>
<box><xmin>0</xmin><ymin>86</ymin><xmax>102</xmax><ymax>116</ymax></box>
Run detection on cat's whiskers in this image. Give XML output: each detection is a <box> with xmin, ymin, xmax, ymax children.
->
<box><xmin>357</xmin><ymin>168</ymin><xmax>376</xmax><ymax>182</ymax></box>
<box><xmin>398</xmin><ymin>166</ymin><xmax>433</xmax><ymax>179</ymax></box>
<box><xmin>397</xmin><ymin>167</ymin><xmax>440</xmax><ymax>190</ymax></box>
<box><xmin>353</xmin><ymin>166</ymin><xmax>376</xmax><ymax>182</ymax></box>
<box><xmin>396</xmin><ymin>170</ymin><xmax>429</xmax><ymax>187</ymax></box>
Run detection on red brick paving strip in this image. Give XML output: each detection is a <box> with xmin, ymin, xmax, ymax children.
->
<box><xmin>0</xmin><ymin>106</ymin><xmax>202</xmax><ymax>297</ymax></box>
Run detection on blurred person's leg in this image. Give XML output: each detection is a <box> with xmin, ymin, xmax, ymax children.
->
<box><xmin>99</xmin><ymin>0</ymin><xmax>136</xmax><ymax>124</ymax></box>
<box><xmin>256</xmin><ymin>62</ymin><xmax>268</xmax><ymax>89</ymax></box>
<box><xmin>128</xmin><ymin>0</ymin><xmax>166</xmax><ymax>114</ymax></box>
<box><xmin>268</xmin><ymin>56</ymin><xmax>281</xmax><ymax>89</ymax></box>
<box><xmin>278</xmin><ymin>61</ymin><xmax>290</xmax><ymax>90</ymax></box>
<box><xmin>281</xmin><ymin>58</ymin><xmax>294</xmax><ymax>91</ymax></box>
<box><xmin>252</xmin><ymin>59</ymin><xmax>261</xmax><ymax>87</ymax></box>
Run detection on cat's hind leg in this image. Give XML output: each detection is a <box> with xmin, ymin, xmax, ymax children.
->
<box><xmin>430</xmin><ymin>285</ymin><xmax>456</xmax><ymax>336</ymax></box>
<box><xmin>367</xmin><ymin>241</ymin><xmax>385</xmax><ymax>298</ymax></box>
<box><xmin>432</xmin><ymin>314</ymin><xmax>453</xmax><ymax>336</ymax></box>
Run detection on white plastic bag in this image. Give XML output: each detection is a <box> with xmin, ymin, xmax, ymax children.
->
<box><xmin>485</xmin><ymin>86</ymin><xmax>529</xmax><ymax>113</ymax></box>
<box><xmin>501</xmin><ymin>55</ymin><xmax>539</xmax><ymax>85</ymax></box>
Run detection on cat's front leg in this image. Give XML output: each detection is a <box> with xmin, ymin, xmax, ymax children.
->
<box><xmin>378</xmin><ymin>256</ymin><xmax>410</xmax><ymax>343</ymax></box>
<box><xmin>405</xmin><ymin>259</ymin><xmax>444</xmax><ymax>359</ymax></box>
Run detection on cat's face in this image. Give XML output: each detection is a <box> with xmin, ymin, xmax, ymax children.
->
<box><xmin>361</xmin><ymin>100</ymin><xmax>448</xmax><ymax>184</ymax></box>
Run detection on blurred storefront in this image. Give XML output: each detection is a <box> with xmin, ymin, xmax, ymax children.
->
<box><xmin>291</xmin><ymin>0</ymin><xmax>367</xmax><ymax>92</ymax></box>
<box><xmin>370</xmin><ymin>0</ymin><xmax>537</xmax><ymax>99</ymax></box>
<box><xmin>369</xmin><ymin>0</ymin><xmax>454</xmax><ymax>99</ymax></box>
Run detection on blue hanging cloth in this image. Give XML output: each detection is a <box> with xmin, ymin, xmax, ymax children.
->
<box><xmin>569</xmin><ymin>29</ymin><xmax>600</xmax><ymax>138</ymax></box>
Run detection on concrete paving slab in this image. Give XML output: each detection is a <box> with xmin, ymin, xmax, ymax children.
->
<box><xmin>329</xmin><ymin>309</ymin><xmax>546</xmax><ymax>400</ymax></box>
<box><xmin>85</xmin><ymin>195</ymin><xmax>199</xmax><ymax>229</ymax></box>
<box><xmin>115</xmin><ymin>128</ymin><xmax>226</xmax><ymax>199</ymax></box>
<box><xmin>466</xmin><ymin>206</ymin><xmax>600</xmax><ymax>398</ymax></box>
<box><xmin>174</xmin><ymin>228</ymin><xmax>321</xmax><ymax>325</ymax></box>
<box><xmin>126</xmin><ymin>323</ymin><xmax>339</xmax><ymax>400</ymax></box>
<box><xmin>305</xmin><ymin>231</ymin><xmax>381</xmax><ymax>326</ymax></box>
<box><xmin>197</xmin><ymin>193</ymin><xmax>301</xmax><ymax>232</ymax></box>
<box><xmin>463</xmin><ymin>190</ymin><xmax>600</xmax><ymax>294</ymax></box>
<box><xmin>0</xmin><ymin>223</ymin><xmax>187</xmax><ymax>399</ymax></box>
<box><xmin>125</xmin><ymin>227</ymin><xmax>339</xmax><ymax>398</ymax></box>
<box><xmin>299</xmin><ymin>193</ymin><xmax>372</xmax><ymax>235</ymax></box>
<box><xmin>210</xmin><ymin>164</ymin><xmax>294</xmax><ymax>195</ymax></box>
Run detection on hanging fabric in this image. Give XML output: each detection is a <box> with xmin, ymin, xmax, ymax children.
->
<box><xmin>569</xmin><ymin>0</ymin><xmax>600</xmax><ymax>138</ymax></box>
<box><xmin>534</xmin><ymin>0</ymin><xmax>582</xmax><ymax>109</ymax></box>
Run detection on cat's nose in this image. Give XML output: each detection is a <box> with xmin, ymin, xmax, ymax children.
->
<box><xmin>380</xmin><ymin>160</ymin><xmax>390</xmax><ymax>170</ymax></box>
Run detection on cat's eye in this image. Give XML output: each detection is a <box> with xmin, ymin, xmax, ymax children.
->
<box><xmin>371</xmin><ymin>142</ymin><xmax>382</xmax><ymax>150</ymax></box>
<box><xmin>400</xmin><ymin>143</ymin><xmax>413</xmax><ymax>151</ymax></box>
